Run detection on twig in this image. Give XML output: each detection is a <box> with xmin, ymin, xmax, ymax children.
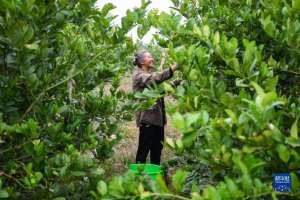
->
<box><xmin>147</xmin><ymin>192</ymin><xmax>190</xmax><ymax>200</ymax></box>
<box><xmin>0</xmin><ymin>141</ymin><xmax>32</xmax><ymax>155</ymax></box>
<box><xmin>169</xmin><ymin>6</ymin><xmax>188</xmax><ymax>18</ymax></box>
<box><xmin>0</xmin><ymin>171</ymin><xmax>27</xmax><ymax>189</ymax></box>
<box><xmin>21</xmin><ymin>50</ymin><xmax>107</xmax><ymax>119</ymax></box>
<box><xmin>21</xmin><ymin>91</ymin><xmax>45</xmax><ymax>120</ymax></box>
<box><xmin>278</xmin><ymin>69</ymin><xmax>300</xmax><ymax>76</ymax></box>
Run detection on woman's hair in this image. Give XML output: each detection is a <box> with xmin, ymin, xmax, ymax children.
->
<box><xmin>133</xmin><ymin>51</ymin><xmax>147</xmax><ymax>67</ymax></box>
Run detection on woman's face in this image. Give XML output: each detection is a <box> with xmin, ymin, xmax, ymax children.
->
<box><xmin>142</xmin><ymin>52</ymin><xmax>154</xmax><ymax>68</ymax></box>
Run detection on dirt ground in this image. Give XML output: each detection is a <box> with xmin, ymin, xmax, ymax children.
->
<box><xmin>102</xmin><ymin>121</ymin><xmax>180</xmax><ymax>178</ymax></box>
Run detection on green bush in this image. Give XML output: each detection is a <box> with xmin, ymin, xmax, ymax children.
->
<box><xmin>134</xmin><ymin>0</ymin><xmax>300</xmax><ymax>199</ymax></box>
<box><xmin>0</xmin><ymin>0</ymin><xmax>145</xmax><ymax>199</ymax></box>
<box><xmin>1</xmin><ymin>0</ymin><xmax>299</xmax><ymax>199</ymax></box>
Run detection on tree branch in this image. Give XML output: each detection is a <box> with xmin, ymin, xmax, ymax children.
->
<box><xmin>21</xmin><ymin>49</ymin><xmax>108</xmax><ymax>120</ymax></box>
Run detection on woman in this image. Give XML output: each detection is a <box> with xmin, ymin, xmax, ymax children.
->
<box><xmin>132</xmin><ymin>51</ymin><xmax>178</xmax><ymax>165</ymax></box>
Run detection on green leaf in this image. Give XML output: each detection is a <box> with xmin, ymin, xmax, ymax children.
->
<box><xmin>271</xmin><ymin>192</ymin><xmax>279</xmax><ymax>200</ymax></box>
<box><xmin>250</xmin><ymin>81</ymin><xmax>264</xmax><ymax>96</ymax></box>
<box><xmin>213</xmin><ymin>31</ymin><xmax>220</xmax><ymax>45</ymax></box>
<box><xmin>24</xmin><ymin>163</ymin><xmax>33</xmax><ymax>174</ymax></box>
<box><xmin>108</xmin><ymin>177</ymin><xmax>125</xmax><ymax>196</ymax></box>
<box><xmin>292</xmin><ymin>0</ymin><xmax>300</xmax><ymax>11</ymax></box>
<box><xmin>175</xmin><ymin>139</ymin><xmax>183</xmax><ymax>149</ymax></box>
<box><xmin>156</xmin><ymin>175</ymin><xmax>169</xmax><ymax>193</ymax></box>
<box><xmin>193</xmin><ymin>25</ymin><xmax>202</xmax><ymax>37</ymax></box>
<box><xmin>191</xmin><ymin>192</ymin><xmax>201</xmax><ymax>200</ymax></box>
<box><xmin>189</xmin><ymin>69</ymin><xmax>198</xmax><ymax>81</ymax></box>
<box><xmin>253</xmin><ymin>178</ymin><xmax>265</xmax><ymax>194</ymax></box>
<box><xmin>26</xmin><ymin>0</ymin><xmax>36</xmax><ymax>9</ymax></box>
<box><xmin>264</xmin><ymin>76</ymin><xmax>278</xmax><ymax>91</ymax></box>
<box><xmin>90</xmin><ymin>168</ymin><xmax>105</xmax><ymax>177</ymax></box>
<box><xmin>121</xmin><ymin>10</ymin><xmax>137</xmax><ymax>31</ymax></box>
<box><xmin>53</xmin><ymin>197</ymin><xmax>66</xmax><ymax>200</ymax></box>
<box><xmin>290</xmin><ymin>119</ymin><xmax>298</xmax><ymax>139</ymax></box>
<box><xmin>203</xmin><ymin>186</ymin><xmax>221</xmax><ymax>200</ymax></box>
<box><xmin>137</xmin><ymin>23</ymin><xmax>151</xmax><ymax>39</ymax></box>
<box><xmin>199</xmin><ymin>110</ymin><xmax>209</xmax><ymax>125</ymax></box>
<box><xmin>276</xmin><ymin>144</ymin><xmax>291</xmax><ymax>163</ymax></box>
<box><xmin>23</xmin><ymin>25</ymin><xmax>34</xmax><ymax>43</ymax></box>
<box><xmin>101</xmin><ymin>3</ymin><xmax>116</xmax><ymax>16</ymax></box>
<box><xmin>224</xmin><ymin>177</ymin><xmax>244</xmax><ymax>198</ymax></box>
<box><xmin>34</xmin><ymin>172</ymin><xmax>43</xmax><ymax>183</ymax></box>
<box><xmin>97</xmin><ymin>181</ymin><xmax>107</xmax><ymax>196</ymax></box>
<box><xmin>24</xmin><ymin>42</ymin><xmax>39</xmax><ymax>50</ymax></box>
<box><xmin>71</xmin><ymin>171</ymin><xmax>86</xmax><ymax>177</ymax></box>
<box><xmin>172</xmin><ymin>170</ymin><xmax>188</xmax><ymax>192</ymax></box>
<box><xmin>0</xmin><ymin>190</ymin><xmax>9</xmax><ymax>198</ymax></box>
<box><xmin>141</xmin><ymin>0</ymin><xmax>151</xmax><ymax>9</ymax></box>
<box><xmin>140</xmin><ymin>191</ymin><xmax>151</xmax><ymax>199</ymax></box>
<box><xmin>226</xmin><ymin>37</ymin><xmax>238</xmax><ymax>56</ymax></box>
<box><xmin>162</xmin><ymin>82</ymin><xmax>175</xmax><ymax>93</ymax></box>
<box><xmin>171</xmin><ymin>112</ymin><xmax>185</xmax><ymax>131</ymax></box>
<box><xmin>261</xmin><ymin>92</ymin><xmax>277</xmax><ymax>107</ymax></box>
<box><xmin>202</xmin><ymin>25</ymin><xmax>210</xmax><ymax>38</ymax></box>
<box><xmin>262</xmin><ymin>15</ymin><xmax>276</xmax><ymax>38</ymax></box>
<box><xmin>165</xmin><ymin>137</ymin><xmax>175</xmax><ymax>148</ymax></box>
<box><xmin>232</xmin><ymin>150</ymin><xmax>248</xmax><ymax>175</ymax></box>
<box><xmin>186</xmin><ymin>112</ymin><xmax>201</xmax><ymax>127</ymax></box>
<box><xmin>241</xmin><ymin>174</ymin><xmax>252</xmax><ymax>194</ymax></box>
<box><xmin>229</xmin><ymin>58</ymin><xmax>240</xmax><ymax>73</ymax></box>
<box><xmin>225</xmin><ymin>109</ymin><xmax>237</xmax><ymax>124</ymax></box>
<box><xmin>291</xmin><ymin>172</ymin><xmax>299</xmax><ymax>192</ymax></box>
<box><xmin>285</xmin><ymin>137</ymin><xmax>300</xmax><ymax>147</ymax></box>
<box><xmin>182</xmin><ymin>131</ymin><xmax>198</xmax><ymax>146</ymax></box>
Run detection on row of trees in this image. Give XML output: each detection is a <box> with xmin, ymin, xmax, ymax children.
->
<box><xmin>99</xmin><ymin>0</ymin><xmax>300</xmax><ymax>199</ymax></box>
<box><xmin>0</xmin><ymin>0</ymin><xmax>299</xmax><ymax>199</ymax></box>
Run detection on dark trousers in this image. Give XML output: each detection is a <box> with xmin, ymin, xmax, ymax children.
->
<box><xmin>136</xmin><ymin>124</ymin><xmax>164</xmax><ymax>165</ymax></box>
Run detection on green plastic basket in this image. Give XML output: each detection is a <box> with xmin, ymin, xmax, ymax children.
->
<box><xmin>129</xmin><ymin>164</ymin><xmax>162</xmax><ymax>180</ymax></box>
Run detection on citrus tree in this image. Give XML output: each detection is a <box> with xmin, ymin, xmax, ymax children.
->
<box><xmin>145</xmin><ymin>0</ymin><xmax>300</xmax><ymax>199</ymax></box>
<box><xmin>1</xmin><ymin>0</ymin><xmax>300</xmax><ymax>199</ymax></box>
<box><xmin>0</xmin><ymin>0</ymin><xmax>149</xmax><ymax>199</ymax></box>
<box><xmin>95</xmin><ymin>0</ymin><xmax>300</xmax><ymax>199</ymax></box>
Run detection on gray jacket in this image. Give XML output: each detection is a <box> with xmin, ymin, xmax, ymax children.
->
<box><xmin>132</xmin><ymin>67</ymin><xmax>174</xmax><ymax>127</ymax></box>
